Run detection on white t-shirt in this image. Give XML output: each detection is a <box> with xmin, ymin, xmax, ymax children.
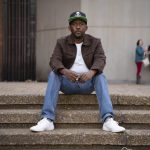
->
<box><xmin>70</xmin><ymin>43</ymin><xmax>89</xmax><ymax>74</ymax></box>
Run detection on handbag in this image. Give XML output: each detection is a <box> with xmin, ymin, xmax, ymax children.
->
<box><xmin>142</xmin><ymin>57</ymin><xmax>150</xmax><ymax>67</ymax></box>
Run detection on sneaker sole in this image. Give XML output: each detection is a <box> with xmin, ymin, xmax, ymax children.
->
<box><xmin>102</xmin><ymin>127</ymin><xmax>125</xmax><ymax>133</ymax></box>
<box><xmin>30</xmin><ymin>127</ymin><xmax>54</xmax><ymax>132</ymax></box>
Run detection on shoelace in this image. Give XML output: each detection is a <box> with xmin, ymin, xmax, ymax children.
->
<box><xmin>109</xmin><ymin>118</ymin><xmax>119</xmax><ymax>125</ymax></box>
<box><xmin>37</xmin><ymin>118</ymin><xmax>48</xmax><ymax>125</ymax></box>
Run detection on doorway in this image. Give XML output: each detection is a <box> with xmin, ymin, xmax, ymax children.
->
<box><xmin>2</xmin><ymin>0</ymin><xmax>36</xmax><ymax>81</ymax></box>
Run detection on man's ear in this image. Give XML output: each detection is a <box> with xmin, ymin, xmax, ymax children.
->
<box><xmin>85</xmin><ymin>25</ymin><xmax>88</xmax><ymax>31</ymax></box>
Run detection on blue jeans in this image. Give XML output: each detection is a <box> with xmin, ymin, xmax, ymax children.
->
<box><xmin>41</xmin><ymin>71</ymin><xmax>114</xmax><ymax>123</ymax></box>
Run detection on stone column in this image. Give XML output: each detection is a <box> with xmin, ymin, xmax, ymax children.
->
<box><xmin>0</xmin><ymin>0</ymin><xmax>3</xmax><ymax>81</ymax></box>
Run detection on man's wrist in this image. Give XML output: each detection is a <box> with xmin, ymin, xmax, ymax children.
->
<box><xmin>59</xmin><ymin>68</ymin><xmax>66</xmax><ymax>75</ymax></box>
<box><xmin>90</xmin><ymin>69</ymin><xmax>97</xmax><ymax>76</ymax></box>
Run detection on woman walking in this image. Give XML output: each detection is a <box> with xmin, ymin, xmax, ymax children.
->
<box><xmin>135</xmin><ymin>39</ymin><xmax>145</xmax><ymax>84</ymax></box>
<box><xmin>147</xmin><ymin>45</ymin><xmax>150</xmax><ymax>70</ymax></box>
<box><xmin>148</xmin><ymin>45</ymin><xmax>150</xmax><ymax>63</ymax></box>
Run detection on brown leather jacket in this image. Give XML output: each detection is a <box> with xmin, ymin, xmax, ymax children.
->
<box><xmin>50</xmin><ymin>34</ymin><xmax>106</xmax><ymax>74</ymax></box>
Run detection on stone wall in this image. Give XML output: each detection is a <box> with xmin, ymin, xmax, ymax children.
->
<box><xmin>81</xmin><ymin>0</ymin><xmax>150</xmax><ymax>83</ymax></box>
<box><xmin>36</xmin><ymin>0</ymin><xmax>150</xmax><ymax>82</ymax></box>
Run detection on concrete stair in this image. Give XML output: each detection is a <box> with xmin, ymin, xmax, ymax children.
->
<box><xmin>0</xmin><ymin>84</ymin><xmax>150</xmax><ymax>150</ymax></box>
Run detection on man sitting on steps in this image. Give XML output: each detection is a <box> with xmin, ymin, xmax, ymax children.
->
<box><xmin>30</xmin><ymin>11</ymin><xmax>125</xmax><ymax>133</ymax></box>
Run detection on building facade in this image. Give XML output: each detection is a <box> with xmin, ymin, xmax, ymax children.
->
<box><xmin>0</xmin><ymin>0</ymin><xmax>150</xmax><ymax>83</ymax></box>
<box><xmin>0</xmin><ymin>0</ymin><xmax>3</xmax><ymax>81</ymax></box>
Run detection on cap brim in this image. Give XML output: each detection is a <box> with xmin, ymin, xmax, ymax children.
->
<box><xmin>69</xmin><ymin>16</ymin><xmax>87</xmax><ymax>23</ymax></box>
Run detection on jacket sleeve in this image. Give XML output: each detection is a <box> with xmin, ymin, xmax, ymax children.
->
<box><xmin>49</xmin><ymin>39</ymin><xmax>65</xmax><ymax>73</ymax></box>
<box><xmin>90</xmin><ymin>39</ymin><xmax>106</xmax><ymax>73</ymax></box>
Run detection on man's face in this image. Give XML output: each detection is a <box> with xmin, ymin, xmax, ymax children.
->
<box><xmin>69</xmin><ymin>20</ymin><xmax>87</xmax><ymax>39</ymax></box>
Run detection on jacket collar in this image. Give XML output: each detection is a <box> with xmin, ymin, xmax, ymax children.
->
<box><xmin>67</xmin><ymin>34</ymin><xmax>91</xmax><ymax>46</ymax></box>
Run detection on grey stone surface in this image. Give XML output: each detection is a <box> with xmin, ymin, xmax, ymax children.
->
<box><xmin>0</xmin><ymin>82</ymin><xmax>150</xmax><ymax>97</ymax></box>
<box><xmin>126</xmin><ymin>130</ymin><xmax>150</xmax><ymax>146</ymax></box>
<box><xmin>0</xmin><ymin>109</ymin><xmax>150</xmax><ymax>124</ymax></box>
<box><xmin>0</xmin><ymin>128</ymin><xmax>130</xmax><ymax>145</ymax></box>
<box><xmin>0</xmin><ymin>82</ymin><xmax>150</xmax><ymax>148</ymax></box>
<box><xmin>0</xmin><ymin>129</ymin><xmax>150</xmax><ymax>146</ymax></box>
<box><xmin>0</xmin><ymin>94</ymin><xmax>150</xmax><ymax>106</ymax></box>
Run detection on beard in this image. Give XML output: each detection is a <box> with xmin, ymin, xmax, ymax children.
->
<box><xmin>74</xmin><ymin>31</ymin><xmax>84</xmax><ymax>39</ymax></box>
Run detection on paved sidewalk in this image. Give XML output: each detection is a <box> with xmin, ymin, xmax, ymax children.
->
<box><xmin>0</xmin><ymin>82</ymin><xmax>150</xmax><ymax>97</ymax></box>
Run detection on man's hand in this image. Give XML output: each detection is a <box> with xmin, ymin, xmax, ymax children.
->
<box><xmin>59</xmin><ymin>69</ymin><xmax>78</xmax><ymax>82</ymax></box>
<box><xmin>78</xmin><ymin>70</ymin><xmax>97</xmax><ymax>83</ymax></box>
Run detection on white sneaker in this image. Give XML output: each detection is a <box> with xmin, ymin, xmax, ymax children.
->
<box><xmin>103</xmin><ymin>118</ymin><xmax>125</xmax><ymax>133</ymax></box>
<box><xmin>30</xmin><ymin>118</ymin><xmax>54</xmax><ymax>132</ymax></box>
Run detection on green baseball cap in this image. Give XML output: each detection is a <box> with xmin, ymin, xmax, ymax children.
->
<box><xmin>68</xmin><ymin>11</ymin><xmax>87</xmax><ymax>24</ymax></box>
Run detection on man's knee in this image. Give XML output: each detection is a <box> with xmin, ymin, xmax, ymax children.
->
<box><xmin>48</xmin><ymin>71</ymin><xmax>60</xmax><ymax>79</ymax></box>
<box><xmin>96</xmin><ymin>73</ymin><xmax>106</xmax><ymax>81</ymax></box>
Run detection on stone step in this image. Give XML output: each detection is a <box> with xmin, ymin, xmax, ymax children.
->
<box><xmin>0</xmin><ymin>94</ymin><xmax>150</xmax><ymax>110</ymax></box>
<box><xmin>0</xmin><ymin>109</ymin><xmax>150</xmax><ymax>129</ymax></box>
<box><xmin>0</xmin><ymin>148</ymin><xmax>140</xmax><ymax>150</ymax></box>
<box><xmin>0</xmin><ymin>83</ymin><xmax>150</xmax><ymax>149</ymax></box>
<box><xmin>0</xmin><ymin>128</ymin><xmax>150</xmax><ymax>149</ymax></box>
